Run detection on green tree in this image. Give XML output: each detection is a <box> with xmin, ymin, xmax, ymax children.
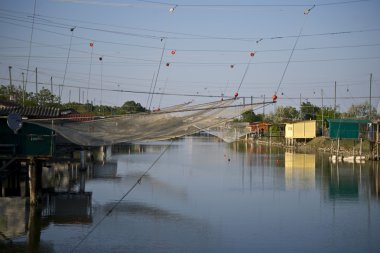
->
<box><xmin>34</xmin><ymin>88</ymin><xmax>60</xmax><ymax>106</ymax></box>
<box><xmin>271</xmin><ymin>106</ymin><xmax>299</xmax><ymax>123</ymax></box>
<box><xmin>239</xmin><ymin>110</ymin><xmax>264</xmax><ymax>122</ymax></box>
<box><xmin>121</xmin><ymin>101</ymin><xmax>147</xmax><ymax>113</ymax></box>
<box><xmin>344</xmin><ymin>101</ymin><xmax>376</xmax><ymax>119</ymax></box>
<box><xmin>300</xmin><ymin>101</ymin><xmax>320</xmax><ymax>120</ymax></box>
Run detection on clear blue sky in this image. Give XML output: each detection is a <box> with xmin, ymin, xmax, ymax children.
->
<box><xmin>0</xmin><ymin>0</ymin><xmax>379</xmax><ymax>113</ymax></box>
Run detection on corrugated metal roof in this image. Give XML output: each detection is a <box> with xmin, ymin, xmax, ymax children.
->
<box><xmin>0</xmin><ymin>106</ymin><xmax>60</xmax><ymax>118</ymax></box>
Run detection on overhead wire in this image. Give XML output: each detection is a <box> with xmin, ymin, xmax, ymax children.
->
<box><xmin>0</xmin><ymin>1</ymin><xmax>376</xmax><ymax>106</ymax></box>
<box><xmin>275</xmin><ymin>5</ymin><xmax>313</xmax><ymax>95</ymax></box>
<box><xmin>1</xmin><ymin>8</ymin><xmax>379</xmax><ymax>43</ymax></box>
<box><xmin>135</xmin><ymin>0</ymin><xmax>368</xmax><ymax>8</ymax></box>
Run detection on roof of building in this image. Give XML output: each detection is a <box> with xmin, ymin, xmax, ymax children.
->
<box><xmin>0</xmin><ymin>106</ymin><xmax>61</xmax><ymax>118</ymax></box>
<box><xmin>327</xmin><ymin>118</ymin><xmax>370</xmax><ymax>124</ymax></box>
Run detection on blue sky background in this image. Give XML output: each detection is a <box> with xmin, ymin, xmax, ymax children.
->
<box><xmin>0</xmin><ymin>0</ymin><xmax>379</xmax><ymax>113</ymax></box>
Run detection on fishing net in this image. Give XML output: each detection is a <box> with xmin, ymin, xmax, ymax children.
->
<box><xmin>30</xmin><ymin>98</ymin><xmax>263</xmax><ymax>146</ymax></box>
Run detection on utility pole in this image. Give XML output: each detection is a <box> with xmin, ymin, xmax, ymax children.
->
<box><xmin>8</xmin><ymin>66</ymin><xmax>13</xmax><ymax>90</ymax></box>
<box><xmin>99</xmin><ymin>57</ymin><xmax>104</xmax><ymax>107</ymax></box>
<box><xmin>50</xmin><ymin>77</ymin><xmax>53</xmax><ymax>103</ymax></box>
<box><xmin>334</xmin><ymin>81</ymin><xmax>337</xmax><ymax>118</ymax></box>
<box><xmin>79</xmin><ymin>87</ymin><xmax>81</xmax><ymax>103</ymax></box>
<box><xmin>369</xmin><ymin>73</ymin><xmax>372</xmax><ymax>119</ymax></box>
<box><xmin>8</xmin><ymin>66</ymin><xmax>14</xmax><ymax>101</ymax></box>
<box><xmin>263</xmin><ymin>94</ymin><xmax>266</xmax><ymax>115</ymax></box>
<box><xmin>35</xmin><ymin>67</ymin><xmax>38</xmax><ymax>93</ymax></box>
<box><xmin>22</xmin><ymin>72</ymin><xmax>25</xmax><ymax>106</ymax></box>
<box><xmin>50</xmin><ymin>76</ymin><xmax>53</xmax><ymax>94</ymax></box>
<box><xmin>299</xmin><ymin>93</ymin><xmax>302</xmax><ymax>119</ymax></box>
<box><xmin>321</xmin><ymin>89</ymin><xmax>324</xmax><ymax>136</ymax></box>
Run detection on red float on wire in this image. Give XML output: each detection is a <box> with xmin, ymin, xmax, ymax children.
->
<box><xmin>89</xmin><ymin>42</ymin><xmax>94</xmax><ymax>47</ymax></box>
<box><xmin>272</xmin><ymin>94</ymin><xmax>278</xmax><ymax>101</ymax></box>
<box><xmin>250</xmin><ymin>51</ymin><xmax>255</xmax><ymax>57</ymax></box>
<box><xmin>171</xmin><ymin>50</ymin><xmax>176</xmax><ymax>55</ymax></box>
<box><xmin>234</xmin><ymin>92</ymin><xmax>239</xmax><ymax>99</ymax></box>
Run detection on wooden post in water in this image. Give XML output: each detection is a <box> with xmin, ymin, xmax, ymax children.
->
<box><xmin>28</xmin><ymin>160</ymin><xmax>37</xmax><ymax>206</ymax></box>
<box><xmin>28</xmin><ymin>159</ymin><xmax>42</xmax><ymax>206</ymax></box>
<box><xmin>27</xmin><ymin>204</ymin><xmax>42</xmax><ymax>252</ymax></box>
<box><xmin>337</xmin><ymin>138</ymin><xmax>340</xmax><ymax>158</ymax></box>
<box><xmin>377</xmin><ymin>123</ymin><xmax>379</xmax><ymax>160</ymax></box>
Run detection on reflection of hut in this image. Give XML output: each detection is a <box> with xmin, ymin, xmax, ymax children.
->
<box><xmin>329</xmin><ymin>165</ymin><xmax>358</xmax><ymax>200</ymax></box>
<box><xmin>42</xmin><ymin>192</ymin><xmax>92</xmax><ymax>224</ymax></box>
<box><xmin>285</xmin><ymin>120</ymin><xmax>316</xmax><ymax>146</ymax></box>
<box><xmin>284</xmin><ymin>152</ymin><xmax>315</xmax><ymax>190</ymax></box>
<box><xmin>327</xmin><ymin>119</ymin><xmax>370</xmax><ymax>139</ymax></box>
<box><xmin>0</xmin><ymin>197</ymin><xmax>28</xmax><ymax>239</ymax></box>
<box><xmin>93</xmin><ymin>161</ymin><xmax>118</xmax><ymax>178</ymax></box>
<box><xmin>248</xmin><ymin>122</ymin><xmax>271</xmax><ymax>137</ymax></box>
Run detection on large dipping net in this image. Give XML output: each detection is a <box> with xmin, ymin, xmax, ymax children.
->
<box><xmin>30</xmin><ymin>99</ymin><xmax>265</xmax><ymax>146</ymax></box>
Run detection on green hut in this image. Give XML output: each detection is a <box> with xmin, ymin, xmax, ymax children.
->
<box><xmin>327</xmin><ymin>119</ymin><xmax>370</xmax><ymax>139</ymax></box>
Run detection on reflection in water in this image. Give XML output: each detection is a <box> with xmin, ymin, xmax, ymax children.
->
<box><xmin>1</xmin><ymin>137</ymin><xmax>380</xmax><ymax>253</ymax></box>
<box><xmin>328</xmin><ymin>162</ymin><xmax>359</xmax><ymax>200</ymax></box>
<box><xmin>0</xmin><ymin>197</ymin><xmax>27</xmax><ymax>240</ymax></box>
<box><xmin>285</xmin><ymin>152</ymin><xmax>315</xmax><ymax>190</ymax></box>
<box><xmin>0</xmin><ymin>160</ymin><xmax>93</xmax><ymax>253</ymax></box>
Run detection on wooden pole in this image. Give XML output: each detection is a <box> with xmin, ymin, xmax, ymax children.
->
<box><xmin>377</xmin><ymin>123</ymin><xmax>379</xmax><ymax>160</ymax></box>
<box><xmin>337</xmin><ymin>138</ymin><xmax>340</xmax><ymax>158</ymax></box>
<box><xmin>28</xmin><ymin>160</ymin><xmax>37</xmax><ymax>206</ymax></box>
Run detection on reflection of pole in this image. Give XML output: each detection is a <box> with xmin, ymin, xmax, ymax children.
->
<box><xmin>80</xmin><ymin>150</ymin><xmax>86</xmax><ymax>192</ymax></box>
<box><xmin>27</xmin><ymin>205</ymin><xmax>42</xmax><ymax>253</ymax></box>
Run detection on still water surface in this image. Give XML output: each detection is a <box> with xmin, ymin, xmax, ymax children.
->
<box><xmin>2</xmin><ymin>136</ymin><xmax>380</xmax><ymax>252</ymax></box>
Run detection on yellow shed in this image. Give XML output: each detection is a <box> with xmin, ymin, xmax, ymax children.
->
<box><xmin>285</xmin><ymin>120</ymin><xmax>316</xmax><ymax>145</ymax></box>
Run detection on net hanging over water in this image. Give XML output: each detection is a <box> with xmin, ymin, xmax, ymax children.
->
<box><xmin>31</xmin><ymin>99</ymin><xmax>266</xmax><ymax>146</ymax></box>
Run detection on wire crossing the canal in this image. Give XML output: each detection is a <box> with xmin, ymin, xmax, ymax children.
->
<box><xmin>70</xmin><ymin>140</ymin><xmax>173</xmax><ymax>253</ymax></box>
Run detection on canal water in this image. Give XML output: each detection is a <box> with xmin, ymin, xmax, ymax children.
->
<box><xmin>1</xmin><ymin>136</ymin><xmax>380</xmax><ymax>253</ymax></box>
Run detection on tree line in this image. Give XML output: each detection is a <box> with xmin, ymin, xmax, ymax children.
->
<box><xmin>0</xmin><ymin>85</ymin><xmax>146</xmax><ymax>115</ymax></box>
